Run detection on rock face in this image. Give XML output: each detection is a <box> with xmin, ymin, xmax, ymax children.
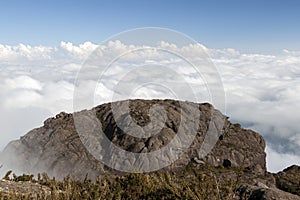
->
<box><xmin>0</xmin><ymin>99</ymin><xmax>266</xmax><ymax>180</ymax></box>
<box><xmin>1</xmin><ymin>99</ymin><xmax>299</xmax><ymax>199</ymax></box>
<box><xmin>275</xmin><ymin>165</ymin><xmax>300</xmax><ymax>196</ymax></box>
<box><xmin>239</xmin><ymin>185</ymin><xmax>300</xmax><ymax>200</ymax></box>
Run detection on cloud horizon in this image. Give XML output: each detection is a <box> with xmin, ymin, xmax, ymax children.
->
<box><xmin>0</xmin><ymin>41</ymin><xmax>299</xmax><ymax>172</ymax></box>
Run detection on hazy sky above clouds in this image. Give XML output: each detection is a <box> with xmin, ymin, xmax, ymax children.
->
<box><xmin>0</xmin><ymin>0</ymin><xmax>299</xmax><ymax>172</ymax></box>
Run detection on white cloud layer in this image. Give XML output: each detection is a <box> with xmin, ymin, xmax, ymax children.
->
<box><xmin>0</xmin><ymin>41</ymin><xmax>299</xmax><ymax>172</ymax></box>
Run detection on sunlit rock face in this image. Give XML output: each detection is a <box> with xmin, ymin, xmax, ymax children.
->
<box><xmin>1</xmin><ymin>99</ymin><xmax>266</xmax><ymax>180</ymax></box>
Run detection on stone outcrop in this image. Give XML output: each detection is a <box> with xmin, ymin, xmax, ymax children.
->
<box><xmin>239</xmin><ymin>184</ymin><xmax>300</xmax><ymax>200</ymax></box>
<box><xmin>0</xmin><ymin>99</ymin><xmax>266</xmax><ymax>180</ymax></box>
<box><xmin>275</xmin><ymin>165</ymin><xmax>300</xmax><ymax>196</ymax></box>
<box><xmin>0</xmin><ymin>99</ymin><xmax>299</xmax><ymax>199</ymax></box>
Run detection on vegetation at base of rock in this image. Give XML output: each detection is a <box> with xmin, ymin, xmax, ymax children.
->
<box><xmin>3</xmin><ymin>164</ymin><xmax>298</xmax><ymax>200</ymax></box>
<box><xmin>0</xmin><ymin>164</ymin><xmax>256</xmax><ymax>200</ymax></box>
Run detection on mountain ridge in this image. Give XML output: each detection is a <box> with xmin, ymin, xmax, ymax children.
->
<box><xmin>0</xmin><ymin>99</ymin><xmax>299</xmax><ymax>199</ymax></box>
<box><xmin>0</xmin><ymin>99</ymin><xmax>266</xmax><ymax>178</ymax></box>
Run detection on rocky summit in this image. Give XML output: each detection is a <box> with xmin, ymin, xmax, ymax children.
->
<box><xmin>0</xmin><ymin>99</ymin><xmax>299</xmax><ymax>199</ymax></box>
<box><xmin>0</xmin><ymin>99</ymin><xmax>266</xmax><ymax>179</ymax></box>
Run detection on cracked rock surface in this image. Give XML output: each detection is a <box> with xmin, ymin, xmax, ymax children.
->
<box><xmin>0</xmin><ymin>99</ymin><xmax>266</xmax><ymax>180</ymax></box>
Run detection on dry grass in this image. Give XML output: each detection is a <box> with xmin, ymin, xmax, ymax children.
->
<box><xmin>0</xmin><ymin>164</ymin><xmax>243</xmax><ymax>200</ymax></box>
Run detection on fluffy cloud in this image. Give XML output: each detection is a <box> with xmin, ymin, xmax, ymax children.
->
<box><xmin>209</xmin><ymin>48</ymin><xmax>300</xmax><ymax>157</ymax></box>
<box><xmin>0</xmin><ymin>41</ymin><xmax>299</xmax><ymax>172</ymax></box>
<box><xmin>0</xmin><ymin>44</ymin><xmax>53</xmax><ymax>61</ymax></box>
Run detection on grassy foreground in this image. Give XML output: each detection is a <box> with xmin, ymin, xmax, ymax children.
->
<box><xmin>0</xmin><ymin>165</ymin><xmax>249</xmax><ymax>200</ymax></box>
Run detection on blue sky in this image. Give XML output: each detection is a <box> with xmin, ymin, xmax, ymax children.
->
<box><xmin>0</xmin><ymin>0</ymin><xmax>299</xmax><ymax>53</ymax></box>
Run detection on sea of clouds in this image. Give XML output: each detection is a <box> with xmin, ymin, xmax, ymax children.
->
<box><xmin>0</xmin><ymin>41</ymin><xmax>299</xmax><ymax>172</ymax></box>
